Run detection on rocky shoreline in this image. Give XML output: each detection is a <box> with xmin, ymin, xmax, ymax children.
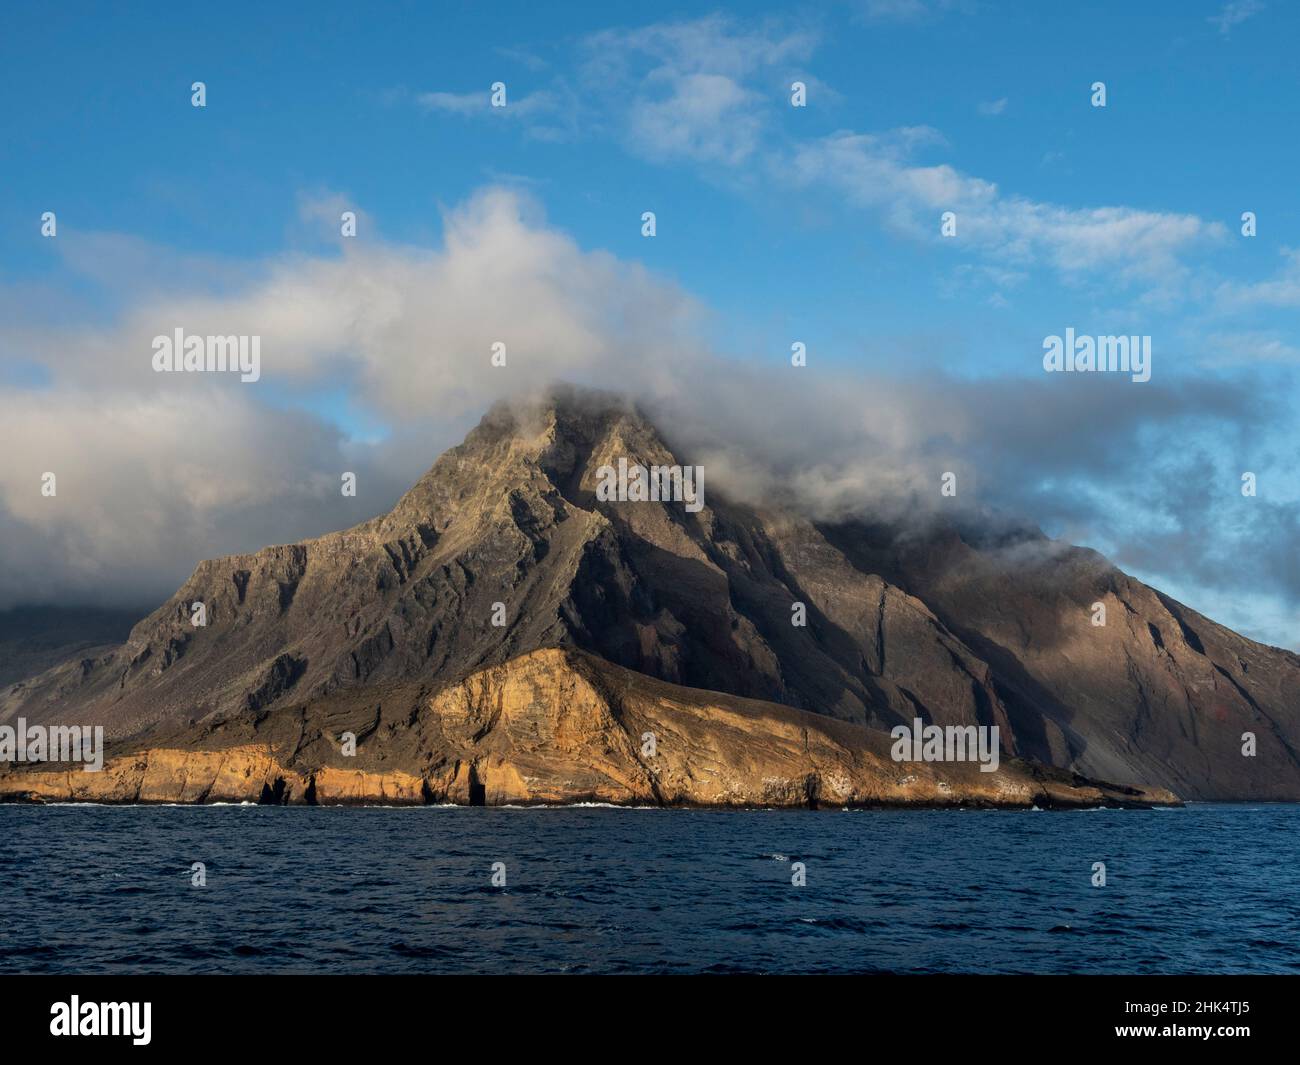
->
<box><xmin>0</xmin><ymin>649</ymin><xmax>1180</xmax><ymax>809</ymax></box>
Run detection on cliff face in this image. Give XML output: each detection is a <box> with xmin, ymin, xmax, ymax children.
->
<box><xmin>0</xmin><ymin>648</ymin><xmax>1176</xmax><ymax>808</ymax></box>
<box><xmin>1</xmin><ymin>388</ymin><xmax>1296</xmax><ymax>800</ymax></box>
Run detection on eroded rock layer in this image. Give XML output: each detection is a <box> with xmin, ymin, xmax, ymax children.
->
<box><xmin>0</xmin><ymin>649</ymin><xmax>1177</xmax><ymax>808</ymax></box>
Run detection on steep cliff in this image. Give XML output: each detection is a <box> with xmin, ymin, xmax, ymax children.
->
<box><xmin>0</xmin><ymin>648</ymin><xmax>1176</xmax><ymax>808</ymax></box>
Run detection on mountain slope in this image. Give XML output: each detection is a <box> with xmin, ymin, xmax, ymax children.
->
<box><xmin>3</xmin><ymin>387</ymin><xmax>1297</xmax><ymax>799</ymax></box>
<box><xmin>0</xmin><ymin>606</ymin><xmax>141</xmax><ymax>688</ymax></box>
<box><xmin>822</xmin><ymin>521</ymin><xmax>1300</xmax><ymax>800</ymax></box>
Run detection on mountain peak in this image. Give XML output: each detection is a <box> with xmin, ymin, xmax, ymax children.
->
<box><xmin>376</xmin><ymin>383</ymin><xmax>683</xmax><ymax>541</ymax></box>
<box><xmin>471</xmin><ymin>384</ymin><xmax>650</xmax><ymax>451</ymax></box>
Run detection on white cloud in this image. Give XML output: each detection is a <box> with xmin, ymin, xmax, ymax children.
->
<box><xmin>583</xmin><ymin>15</ymin><xmax>817</xmax><ymax>82</ymax></box>
<box><xmin>580</xmin><ymin>15</ymin><xmax>817</xmax><ymax>165</ymax></box>
<box><xmin>626</xmin><ymin>72</ymin><xmax>763</xmax><ymax>165</ymax></box>
<box><xmin>1209</xmin><ymin>0</ymin><xmax>1265</xmax><ymax>36</ymax></box>
<box><xmin>1200</xmin><ymin>330</ymin><xmax>1300</xmax><ymax>366</ymax></box>
<box><xmin>402</xmin><ymin>16</ymin><xmax>1219</xmax><ymax>290</ymax></box>
<box><xmin>23</xmin><ymin>189</ymin><xmax>708</xmax><ymax>416</ymax></box>
<box><xmin>0</xmin><ymin>389</ymin><xmax>379</xmax><ymax>608</ymax></box>
<box><xmin>415</xmin><ymin>90</ymin><xmax>489</xmax><ymax>116</ymax></box>
<box><xmin>295</xmin><ymin>188</ymin><xmax>376</xmax><ymax>242</ymax></box>
<box><xmin>408</xmin><ymin>16</ymin><xmax>817</xmax><ymax>163</ymax></box>
<box><xmin>789</xmin><ymin>131</ymin><xmax>1224</xmax><ymax>281</ymax></box>
<box><xmin>1215</xmin><ymin>248</ymin><xmax>1300</xmax><ymax>309</ymax></box>
<box><xmin>416</xmin><ymin>89</ymin><xmax>559</xmax><ymax>120</ymax></box>
<box><xmin>0</xmin><ymin>188</ymin><xmax>709</xmax><ymax>606</ymax></box>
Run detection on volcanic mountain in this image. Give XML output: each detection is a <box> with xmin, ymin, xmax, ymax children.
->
<box><xmin>2</xmin><ymin>387</ymin><xmax>1296</xmax><ymax>803</ymax></box>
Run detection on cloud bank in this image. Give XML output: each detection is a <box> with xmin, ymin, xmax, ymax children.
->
<box><xmin>1</xmin><ymin>187</ymin><xmax>1295</xmax><ymax>650</ymax></box>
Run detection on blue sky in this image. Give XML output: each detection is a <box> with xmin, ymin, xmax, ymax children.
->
<box><xmin>1</xmin><ymin>1</ymin><xmax>1297</xmax><ymax>647</ymax></box>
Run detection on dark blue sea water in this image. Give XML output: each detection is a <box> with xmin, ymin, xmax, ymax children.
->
<box><xmin>1</xmin><ymin>803</ymin><xmax>1297</xmax><ymax>974</ymax></box>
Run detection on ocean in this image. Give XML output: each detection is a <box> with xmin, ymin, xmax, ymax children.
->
<box><xmin>2</xmin><ymin>803</ymin><xmax>1297</xmax><ymax>974</ymax></box>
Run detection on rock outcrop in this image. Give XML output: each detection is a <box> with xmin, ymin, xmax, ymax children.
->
<box><xmin>2</xmin><ymin>387</ymin><xmax>1296</xmax><ymax>800</ymax></box>
<box><xmin>0</xmin><ymin>648</ymin><xmax>1177</xmax><ymax>808</ymax></box>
